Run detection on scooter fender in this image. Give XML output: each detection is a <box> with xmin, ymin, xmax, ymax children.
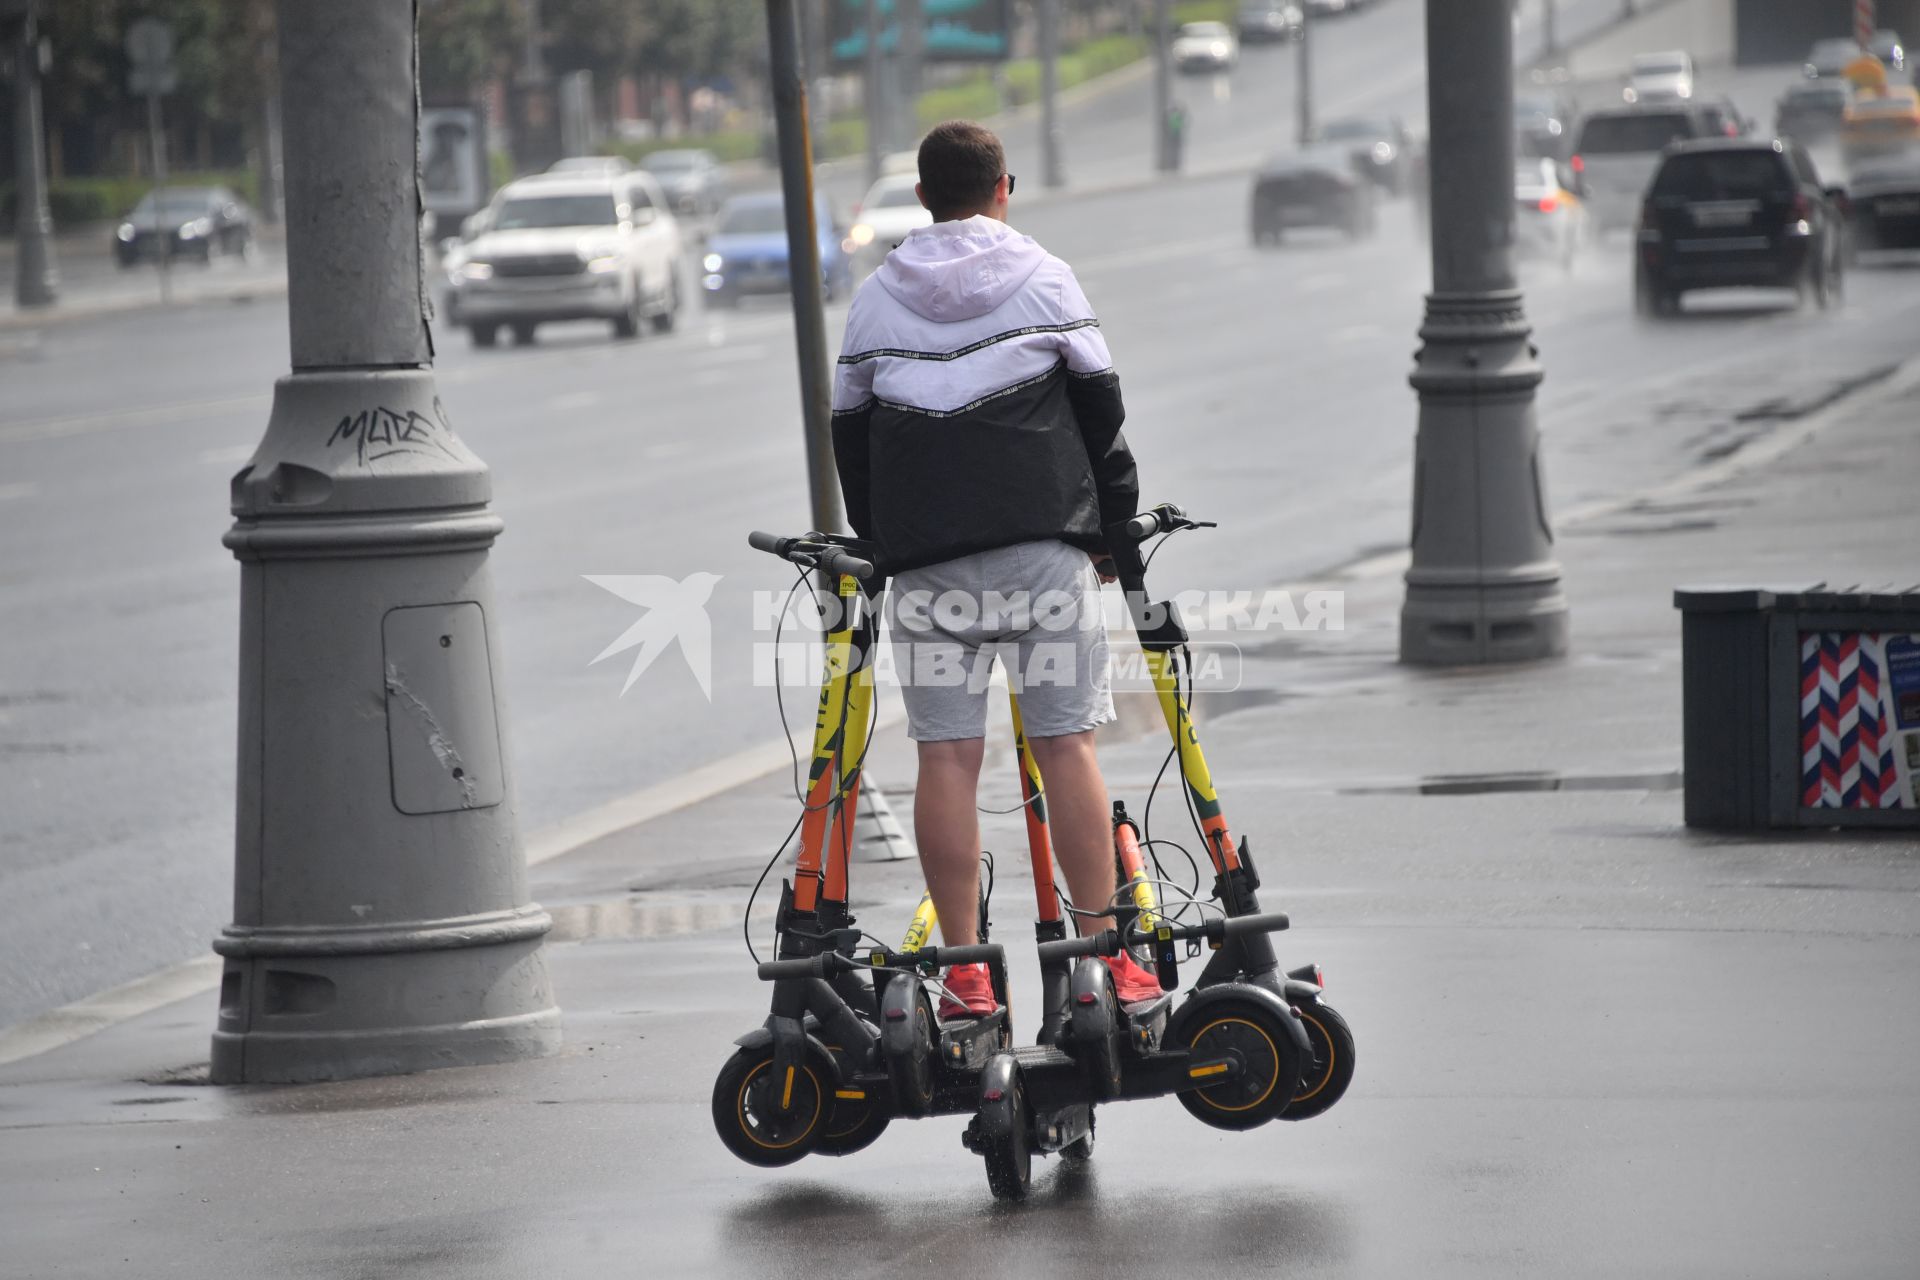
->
<box><xmin>1284</xmin><ymin>977</ymin><xmax>1323</xmax><ymax>1007</ymax></box>
<box><xmin>975</xmin><ymin>1053</ymin><xmax>1021</xmax><ymax>1140</ymax></box>
<box><xmin>879</xmin><ymin>971</ymin><xmax>926</xmax><ymax>1059</ymax></box>
<box><xmin>732</xmin><ymin>1024</ymin><xmax>844</xmax><ymax>1085</ymax></box>
<box><xmin>1068</xmin><ymin>956</ymin><xmax>1116</xmax><ymax>1046</ymax></box>
<box><xmin>1168</xmin><ymin>982</ymin><xmax>1312</xmax><ymax>1087</ymax></box>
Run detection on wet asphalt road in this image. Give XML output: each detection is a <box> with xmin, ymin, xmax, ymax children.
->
<box><xmin>4</xmin><ymin>15</ymin><xmax>1920</xmax><ymax>1031</ymax></box>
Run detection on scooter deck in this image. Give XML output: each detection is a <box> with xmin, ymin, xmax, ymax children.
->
<box><xmin>935</xmin><ymin>1008</ymin><xmax>1008</xmax><ymax>1071</ymax></box>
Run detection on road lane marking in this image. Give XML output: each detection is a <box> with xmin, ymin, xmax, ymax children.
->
<box><xmin>0</xmin><ymin>482</ymin><xmax>36</xmax><ymax>503</ymax></box>
<box><xmin>197</xmin><ymin>444</ymin><xmax>256</xmax><ymax>467</ymax></box>
<box><xmin>0</xmin><ymin>956</ymin><xmax>223</xmax><ymax>1069</ymax></box>
<box><xmin>0</xmin><ymin>393</ymin><xmax>269</xmax><ymax>446</ymax></box>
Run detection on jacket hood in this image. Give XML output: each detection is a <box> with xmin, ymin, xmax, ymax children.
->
<box><xmin>875</xmin><ymin>216</ymin><xmax>1047</xmax><ymax>322</ymax></box>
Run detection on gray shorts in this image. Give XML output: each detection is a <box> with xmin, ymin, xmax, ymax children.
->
<box><xmin>887</xmin><ymin>539</ymin><xmax>1115</xmax><ymax>743</ymax></box>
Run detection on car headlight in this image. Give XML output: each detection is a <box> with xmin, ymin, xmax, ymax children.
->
<box><xmin>586</xmin><ymin>254</ymin><xmax>622</xmax><ymax>274</ymax></box>
<box><xmin>847</xmin><ymin>223</ymin><xmax>876</xmax><ymax>247</ymax></box>
<box><xmin>457</xmin><ymin>260</ymin><xmax>493</xmax><ymax>281</ymax></box>
<box><xmin>1371</xmin><ymin>141</ymin><xmax>1393</xmax><ymax>162</ymax></box>
<box><xmin>177</xmin><ymin>218</ymin><xmax>210</xmax><ymax>240</ymax></box>
<box><xmin>702</xmin><ymin>252</ymin><xmax>725</xmax><ymax>272</ymax></box>
<box><xmin>117</xmin><ymin>224</ymin><xmax>135</xmax><ymax>242</ymax></box>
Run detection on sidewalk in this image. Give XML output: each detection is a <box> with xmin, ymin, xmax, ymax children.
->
<box><xmin>3</xmin><ymin>352</ymin><xmax>1917</xmax><ymax>1274</ymax></box>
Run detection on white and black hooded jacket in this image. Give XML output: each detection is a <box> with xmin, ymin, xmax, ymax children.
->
<box><xmin>831</xmin><ymin>215</ymin><xmax>1137</xmax><ymax>574</ymax></box>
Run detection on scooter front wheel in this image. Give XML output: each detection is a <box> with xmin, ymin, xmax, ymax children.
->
<box><xmin>711</xmin><ymin>1044</ymin><xmax>833</xmax><ymax>1167</ymax></box>
<box><xmin>1174</xmin><ymin>999</ymin><xmax>1299</xmax><ymax>1131</ymax></box>
<box><xmin>1280</xmin><ymin>1000</ymin><xmax>1355</xmax><ymax>1121</ymax></box>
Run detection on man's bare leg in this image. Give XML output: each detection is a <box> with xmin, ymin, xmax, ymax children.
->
<box><xmin>1024</xmin><ymin>729</ymin><xmax>1117</xmax><ymax>934</ymax></box>
<box><xmin>915</xmin><ymin>737</ymin><xmax>986</xmax><ymax>946</ymax></box>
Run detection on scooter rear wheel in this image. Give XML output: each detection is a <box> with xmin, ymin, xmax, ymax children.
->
<box><xmin>711</xmin><ymin>1043</ymin><xmax>833</xmax><ymax>1167</ymax></box>
<box><xmin>1280</xmin><ymin>1000</ymin><xmax>1355</xmax><ymax>1121</ymax></box>
<box><xmin>1175</xmin><ymin>999</ymin><xmax>1298</xmax><ymax>1131</ymax></box>
<box><xmin>814</xmin><ymin>1087</ymin><xmax>890</xmax><ymax>1156</ymax></box>
<box><xmin>979</xmin><ymin>1065</ymin><xmax>1033</xmax><ymax>1200</ymax></box>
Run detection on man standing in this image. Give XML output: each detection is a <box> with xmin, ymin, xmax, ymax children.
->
<box><xmin>830</xmin><ymin>120</ymin><xmax>1161</xmax><ymax>1017</ymax></box>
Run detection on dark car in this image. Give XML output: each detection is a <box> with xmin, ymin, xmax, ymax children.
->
<box><xmin>1236</xmin><ymin>1</ymin><xmax>1301</xmax><ymax>42</ymax></box>
<box><xmin>701</xmin><ymin>192</ymin><xmax>853</xmax><ymax>307</ymax></box>
<box><xmin>113</xmin><ymin>186</ymin><xmax>254</xmax><ymax>266</ymax></box>
<box><xmin>1805</xmin><ymin>37</ymin><xmax>1861</xmax><ymax>80</ymax></box>
<box><xmin>1515</xmin><ymin>91</ymin><xmax>1578</xmax><ymax>161</ymax></box>
<box><xmin>1250</xmin><ymin>148</ymin><xmax>1377</xmax><ymax>244</ymax></box>
<box><xmin>1775</xmin><ymin>81</ymin><xmax>1853</xmax><ymax>142</ymax></box>
<box><xmin>1847</xmin><ymin>158</ymin><xmax>1920</xmax><ymax>253</ymax></box>
<box><xmin>1313</xmin><ymin>117</ymin><xmax>1411</xmax><ymax>194</ymax></box>
<box><xmin>641</xmin><ymin>148</ymin><xmax>727</xmax><ymax>217</ymax></box>
<box><xmin>1634</xmin><ymin>138</ymin><xmax>1846</xmax><ymax>315</ymax></box>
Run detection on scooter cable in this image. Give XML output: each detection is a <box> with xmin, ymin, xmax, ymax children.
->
<box><xmin>771</xmin><ymin>566</ymin><xmax>884</xmax><ymax>815</ymax></box>
<box><xmin>742</xmin><ymin>809</ymin><xmax>807</xmax><ymax>965</ymax></box>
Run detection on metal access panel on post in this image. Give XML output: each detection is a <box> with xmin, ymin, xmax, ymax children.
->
<box><xmin>1676</xmin><ymin>585</ymin><xmax>1920</xmax><ymax>830</ymax></box>
<box><xmin>384</xmin><ymin>603</ymin><xmax>507</xmax><ymax>815</ymax></box>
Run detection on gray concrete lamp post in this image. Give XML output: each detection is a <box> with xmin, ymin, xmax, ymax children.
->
<box><xmin>211</xmin><ymin>0</ymin><xmax>561</xmax><ymax>1084</ymax></box>
<box><xmin>1400</xmin><ymin>0</ymin><xmax>1569</xmax><ymax>665</ymax></box>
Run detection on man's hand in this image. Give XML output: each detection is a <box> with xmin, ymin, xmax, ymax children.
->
<box><xmin>1091</xmin><ymin>553</ymin><xmax>1118</xmax><ymax>584</ymax></box>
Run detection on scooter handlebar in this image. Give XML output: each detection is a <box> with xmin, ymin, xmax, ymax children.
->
<box><xmin>1033</xmin><ymin>911</ymin><xmax>1291</xmax><ymax>963</ymax></box>
<box><xmin>756</xmin><ymin>941</ymin><xmax>1007</xmax><ymax>982</ymax></box>
<box><xmin>746</xmin><ymin>531</ymin><xmax>875</xmax><ymax>581</ymax></box>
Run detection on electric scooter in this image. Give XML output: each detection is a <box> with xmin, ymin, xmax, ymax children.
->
<box><xmin>711</xmin><ymin>532</ymin><xmax>1014</xmax><ymax>1166</ymax></box>
<box><xmin>712</xmin><ymin>511</ymin><xmax>1355</xmax><ymax>1196</ymax></box>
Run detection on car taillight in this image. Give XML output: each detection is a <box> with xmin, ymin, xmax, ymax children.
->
<box><xmin>851</xmin><ymin>202</ymin><xmax>862</xmax><ymax>217</ymax></box>
<box><xmin>1537</xmin><ymin>195</ymin><xmax>1559</xmax><ymax>213</ymax></box>
<box><xmin>1640</xmin><ymin>198</ymin><xmax>1657</xmax><ymax>227</ymax></box>
<box><xmin>1570</xmin><ymin>153</ymin><xmax>1585</xmax><ymax>173</ymax></box>
<box><xmin>1791</xmin><ymin>192</ymin><xmax>1811</xmax><ymax>220</ymax></box>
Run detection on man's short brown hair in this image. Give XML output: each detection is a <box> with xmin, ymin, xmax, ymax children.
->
<box><xmin>917</xmin><ymin>120</ymin><xmax>1005</xmax><ymax>220</ymax></box>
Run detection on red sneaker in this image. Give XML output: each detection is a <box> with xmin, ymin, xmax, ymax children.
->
<box><xmin>1106</xmin><ymin>951</ymin><xmax>1164</xmax><ymax>1004</ymax></box>
<box><xmin>937</xmin><ymin>962</ymin><xmax>1000</xmax><ymax>1020</ymax></box>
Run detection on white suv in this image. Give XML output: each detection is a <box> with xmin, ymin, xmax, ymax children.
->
<box><xmin>446</xmin><ymin>172</ymin><xmax>681</xmax><ymax>347</ymax></box>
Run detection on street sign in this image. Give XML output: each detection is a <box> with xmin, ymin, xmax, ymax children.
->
<box><xmin>126</xmin><ymin>16</ymin><xmax>176</xmax><ymax>94</ymax></box>
<box><xmin>125</xmin><ymin>16</ymin><xmax>173</xmax><ymax>68</ymax></box>
<box><xmin>829</xmin><ymin>0</ymin><xmax>1011</xmax><ymax>68</ymax></box>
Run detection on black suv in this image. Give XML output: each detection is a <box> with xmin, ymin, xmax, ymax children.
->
<box><xmin>1634</xmin><ymin>139</ymin><xmax>1846</xmax><ymax>316</ymax></box>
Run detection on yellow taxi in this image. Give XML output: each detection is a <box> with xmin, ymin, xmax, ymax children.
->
<box><xmin>1842</xmin><ymin>86</ymin><xmax>1920</xmax><ymax>160</ymax></box>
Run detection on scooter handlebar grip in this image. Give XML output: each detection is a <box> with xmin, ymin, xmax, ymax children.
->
<box><xmin>1219</xmin><ymin>911</ymin><xmax>1290</xmax><ymax>936</ymax></box>
<box><xmin>747</xmin><ymin>530</ymin><xmax>790</xmax><ymax>556</ymax></box>
<box><xmin>1033</xmin><ymin>930</ymin><xmax>1120</xmax><ymax>962</ymax></box>
<box><xmin>927</xmin><ymin>943</ymin><xmax>1004</xmax><ymax>968</ymax></box>
<box><xmin>818</xmin><ymin>545</ymin><xmax>875</xmax><ymax>581</ymax></box>
<box><xmin>1121</xmin><ymin>512</ymin><xmax>1159</xmax><ymax>540</ymax></box>
<box><xmin>755</xmin><ymin>955</ymin><xmax>837</xmax><ymax>980</ymax></box>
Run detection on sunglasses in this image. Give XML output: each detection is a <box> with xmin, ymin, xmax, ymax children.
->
<box><xmin>1004</xmin><ymin>173</ymin><xmax>1017</xmax><ymax>195</ymax></box>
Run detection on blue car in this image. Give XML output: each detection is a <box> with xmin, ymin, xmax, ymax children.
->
<box><xmin>701</xmin><ymin>192</ymin><xmax>855</xmax><ymax>307</ymax></box>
